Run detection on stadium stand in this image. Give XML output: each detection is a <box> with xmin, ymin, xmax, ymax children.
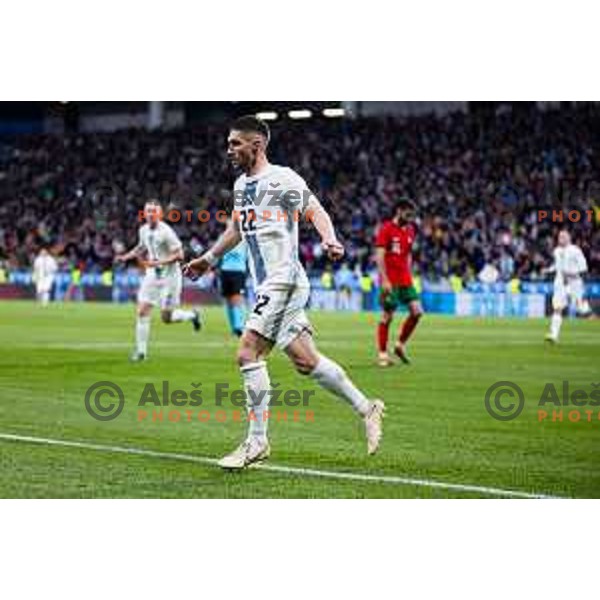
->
<box><xmin>0</xmin><ymin>103</ymin><xmax>598</xmax><ymax>291</ymax></box>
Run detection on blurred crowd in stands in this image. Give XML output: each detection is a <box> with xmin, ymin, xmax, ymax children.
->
<box><xmin>1</xmin><ymin>103</ymin><xmax>599</xmax><ymax>287</ymax></box>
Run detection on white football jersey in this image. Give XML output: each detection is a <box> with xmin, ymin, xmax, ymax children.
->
<box><xmin>33</xmin><ymin>254</ymin><xmax>57</xmax><ymax>280</ymax></box>
<box><xmin>553</xmin><ymin>244</ymin><xmax>587</xmax><ymax>288</ymax></box>
<box><xmin>138</xmin><ymin>221</ymin><xmax>183</xmax><ymax>277</ymax></box>
<box><xmin>233</xmin><ymin>164</ymin><xmax>312</xmax><ymax>289</ymax></box>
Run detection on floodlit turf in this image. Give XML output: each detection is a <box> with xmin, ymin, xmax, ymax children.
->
<box><xmin>0</xmin><ymin>300</ymin><xmax>598</xmax><ymax>498</ymax></box>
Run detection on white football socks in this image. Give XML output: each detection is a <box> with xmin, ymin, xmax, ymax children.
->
<box><xmin>310</xmin><ymin>354</ymin><xmax>370</xmax><ymax>417</ymax></box>
<box><xmin>550</xmin><ymin>312</ymin><xmax>562</xmax><ymax>340</ymax></box>
<box><xmin>136</xmin><ymin>315</ymin><xmax>151</xmax><ymax>355</ymax></box>
<box><xmin>171</xmin><ymin>309</ymin><xmax>196</xmax><ymax>322</ymax></box>
<box><xmin>241</xmin><ymin>361</ymin><xmax>271</xmax><ymax>442</ymax></box>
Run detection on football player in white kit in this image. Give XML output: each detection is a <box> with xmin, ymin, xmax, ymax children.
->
<box><xmin>32</xmin><ymin>248</ymin><xmax>58</xmax><ymax>307</ymax></box>
<box><xmin>184</xmin><ymin>116</ymin><xmax>384</xmax><ymax>469</ymax></box>
<box><xmin>116</xmin><ymin>201</ymin><xmax>201</xmax><ymax>361</ymax></box>
<box><xmin>544</xmin><ymin>229</ymin><xmax>590</xmax><ymax>343</ymax></box>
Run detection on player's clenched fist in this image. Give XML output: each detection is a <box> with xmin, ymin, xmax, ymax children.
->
<box><xmin>322</xmin><ymin>239</ymin><xmax>345</xmax><ymax>261</ymax></box>
<box><xmin>182</xmin><ymin>252</ymin><xmax>216</xmax><ymax>279</ymax></box>
<box><xmin>381</xmin><ymin>279</ymin><xmax>393</xmax><ymax>294</ymax></box>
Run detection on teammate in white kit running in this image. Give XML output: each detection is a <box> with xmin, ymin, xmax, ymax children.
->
<box><xmin>544</xmin><ymin>229</ymin><xmax>590</xmax><ymax>343</ymax></box>
<box><xmin>116</xmin><ymin>201</ymin><xmax>201</xmax><ymax>361</ymax></box>
<box><xmin>184</xmin><ymin>116</ymin><xmax>384</xmax><ymax>469</ymax></box>
<box><xmin>32</xmin><ymin>248</ymin><xmax>58</xmax><ymax>307</ymax></box>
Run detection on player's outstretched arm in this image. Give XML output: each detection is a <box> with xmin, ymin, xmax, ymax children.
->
<box><xmin>115</xmin><ymin>243</ymin><xmax>145</xmax><ymax>263</ymax></box>
<box><xmin>306</xmin><ymin>196</ymin><xmax>344</xmax><ymax>261</ymax></box>
<box><xmin>541</xmin><ymin>250</ymin><xmax>558</xmax><ymax>276</ymax></box>
<box><xmin>566</xmin><ymin>249</ymin><xmax>588</xmax><ymax>277</ymax></box>
<box><xmin>541</xmin><ymin>263</ymin><xmax>556</xmax><ymax>275</ymax></box>
<box><xmin>183</xmin><ymin>220</ymin><xmax>242</xmax><ymax>278</ymax></box>
<box><xmin>148</xmin><ymin>247</ymin><xmax>184</xmax><ymax>268</ymax></box>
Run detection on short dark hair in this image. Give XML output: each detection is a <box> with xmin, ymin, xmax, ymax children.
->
<box><xmin>230</xmin><ymin>115</ymin><xmax>271</xmax><ymax>143</ymax></box>
<box><xmin>145</xmin><ymin>199</ymin><xmax>162</xmax><ymax>210</ymax></box>
<box><xmin>395</xmin><ymin>197</ymin><xmax>417</xmax><ymax>212</ymax></box>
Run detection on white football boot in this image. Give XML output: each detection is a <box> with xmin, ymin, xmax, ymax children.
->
<box><xmin>218</xmin><ymin>437</ymin><xmax>271</xmax><ymax>470</ymax></box>
<box><xmin>364</xmin><ymin>400</ymin><xmax>385</xmax><ymax>455</ymax></box>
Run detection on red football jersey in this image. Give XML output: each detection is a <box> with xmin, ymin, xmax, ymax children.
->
<box><xmin>375</xmin><ymin>221</ymin><xmax>417</xmax><ymax>286</ymax></box>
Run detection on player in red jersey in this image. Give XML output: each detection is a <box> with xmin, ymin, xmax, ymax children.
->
<box><xmin>374</xmin><ymin>198</ymin><xmax>424</xmax><ymax>367</ymax></box>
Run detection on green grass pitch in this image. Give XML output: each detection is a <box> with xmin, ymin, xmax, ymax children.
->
<box><xmin>0</xmin><ymin>300</ymin><xmax>598</xmax><ymax>498</ymax></box>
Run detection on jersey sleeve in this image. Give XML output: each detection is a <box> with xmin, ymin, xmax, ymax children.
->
<box><xmin>280</xmin><ymin>168</ymin><xmax>313</xmax><ymax>214</ymax></box>
<box><xmin>552</xmin><ymin>248</ymin><xmax>559</xmax><ymax>270</ymax></box>
<box><xmin>164</xmin><ymin>225</ymin><xmax>183</xmax><ymax>252</ymax></box>
<box><xmin>575</xmin><ymin>248</ymin><xmax>588</xmax><ymax>273</ymax></box>
<box><xmin>137</xmin><ymin>227</ymin><xmax>148</xmax><ymax>253</ymax></box>
<box><xmin>375</xmin><ymin>223</ymin><xmax>389</xmax><ymax>248</ymax></box>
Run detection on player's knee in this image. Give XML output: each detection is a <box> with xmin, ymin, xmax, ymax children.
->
<box><xmin>412</xmin><ymin>306</ymin><xmax>424</xmax><ymax>319</ymax></box>
<box><xmin>294</xmin><ymin>359</ymin><xmax>316</xmax><ymax>376</ymax></box>
<box><xmin>292</xmin><ymin>353</ymin><xmax>319</xmax><ymax>376</ymax></box>
<box><xmin>137</xmin><ymin>305</ymin><xmax>151</xmax><ymax>318</ymax></box>
<box><xmin>380</xmin><ymin>312</ymin><xmax>392</xmax><ymax>325</ymax></box>
<box><xmin>237</xmin><ymin>346</ymin><xmax>258</xmax><ymax>368</ymax></box>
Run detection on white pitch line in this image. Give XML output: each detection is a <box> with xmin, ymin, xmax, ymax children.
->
<box><xmin>0</xmin><ymin>432</ymin><xmax>562</xmax><ymax>499</ymax></box>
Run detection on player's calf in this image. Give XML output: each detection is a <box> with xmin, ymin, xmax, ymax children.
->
<box><xmin>236</xmin><ymin>330</ymin><xmax>272</xmax><ymax>368</ymax></box>
<box><xmin>218</xmin><ymin>332</ymin><xmax>275</xmax><ymax>470</ymax></box>
<box><xmin>286</xmin><ymin>333</ymin><xmax>384</xmax><ymax>454</ymax></box>
<box><xmin>161</xmin><ymin>307</ymin><xmax>200</xmax><ymax>329</ymax></box>
<box><xmin>131</xmin><ymin>302</ymin><xmax>153</xmax><ymax>360</ymax></box>
<box><xmin>377</xmin><ymin>310</ymin><xmax>394</xmax><ymax>367</ymax></box>
<box><xmin>395</xmin><ymin>302</ymin><xmax>423</xmax><ymax>364</ymax></box>
<box><xmin>546</xmin><ymin>309</ymin><xmax>563</xmax><ymax>343</ymax></box>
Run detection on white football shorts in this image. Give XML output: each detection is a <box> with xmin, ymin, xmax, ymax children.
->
<box><xmin>138</xmin><ymin>270</ymin><xmax>182</xmax><ymax>309</ymax></box>
<box><xmin>552</xmin><ymin>277</ymin><xmax>584</xmax><ymax>311</ymax></box>
<box><xmin>245</xmin><ymin>282</ymin><xmax>313</xmax><ymax>349</ymax></box>
<box><xmin>35</xmin><ymin>276</ymin><xmax>54</xmax><ymax>294</ymax></box>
